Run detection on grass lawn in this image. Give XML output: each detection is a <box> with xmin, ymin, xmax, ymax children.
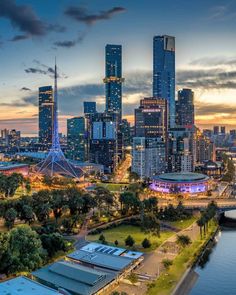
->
<box><xmin>146</xmin><ymin>222</ymin><xmax>218</xmax><ymax>295</ymax></box>
<box><xmin>87</xmin><ymin>224</ymin><xmax>174</xmax><ymax>251</ymax></box>
<box><xmin>169</xmin><ymin>216</ymin><xmax>197</xmax><ymax>230</ymax></box>
<box><xmin>98</xmin><ymin>183</ymin><xmax>129</xmax><ymax>192</ymax></box>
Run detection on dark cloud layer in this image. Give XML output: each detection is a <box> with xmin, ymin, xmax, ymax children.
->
<box><xmin>65</xmin><ymin>6</ymin><xmax>126</xmax><ymax>25</ymax></box>
<box><xmin>54</xmin><ymin>32</ymin><xmax>86</xmax><ymax>48</ymax></box>
<box><xmin>0</xmin><ymin>0</ymin><xmax>65</xmax><ymax>41</ymax></box>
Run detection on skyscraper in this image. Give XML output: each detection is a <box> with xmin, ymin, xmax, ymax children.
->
<box><xmin>67</xmin><ymin>117</ymin><xmax>86</xmax><ymax>161</ymax></box>
<box><xmin>83</xmin><ymin>101</ymin><xmax>97</xmax><ymax>115</ymax></box>
<box><xmin>135</xmin><ymin>97</ymin><xmax>168</xmax><ymax>141</ymax></box>
<box><xmin>176</xmin><ymin>89</ymin><xmax>194</xmax><ymax>127</ymax></box>
<box><xmin>104</xmin><ymin>44</ymin><xmax>124</xmax><ymax>120</ymax></box>
<box><xmin>38</xmin><ymin>86</ymin><xmax>54</xmax><ymax>148</ymax></box>
<box><xmin>153</xmin><ymin>35</ymin><xmax>175</xmax><ymax>127</ymax></box>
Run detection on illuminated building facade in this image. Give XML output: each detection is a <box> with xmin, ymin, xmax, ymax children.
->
<box><xmin>38</xmin><ymin>86</ymin><xmax>54</xmax><ymax>148</ymax></box>
<box><xmin>135</xmin><ymin>97</ymin><xmax>168</xmax><ymax>141</ymax></box>
<box><xmin>176</xmin><ymin>89</ymin><xmax>194</xmax><ymax>127</ymax></box>
<box><xmin>104</xmin><ymin>44</ymin><xmax>124</xmax><ymax>121</ymax></box>
<box><xmin>195</xmin><ymin>129</ymin><xmax>215</xmax><ymax>164</ymax></box>
<box><xmin>153</xmin><ymin>35</ymin><xmax>175</xmax><ymax>127</ymax></box>
<box><xmin>150</xmin><ymin>172</ymin><xmax>209</xmax><ymax>195</ymax></box>
<box><xmin>67</xmin><ymin>117</ymin><xmax>85</xmax><ymax>161</ymax></box>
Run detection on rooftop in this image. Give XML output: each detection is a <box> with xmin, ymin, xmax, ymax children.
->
<box><xmin>0</xmin><ymin>276</ymin><xmax>58</xmax><ymax>295</ymax></box>
<box><xmin>32</xmin><ymin>260</ymin><xmax>115</xmax><ymax>295</ymax></box>
<box><xmin>0</xmin><ymin>162</ymin><xmax>28</xmax><ymax>170</ymax></box>
<box><xmin>153</xmin><ymin>172</ymin><xmax>209</xmax><ymax>183</ymax></box>
<box><xmin>67</xmin><ymin>249</ymin><xmax>133</xmax><ymax>271</ymax></box>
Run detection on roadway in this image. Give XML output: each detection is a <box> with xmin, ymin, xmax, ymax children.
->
<box><xmin>157</xmin><ymin>198</ymin><xmax>236</xmax><ymax>210</ymax></box>
<box><xmin>113</xmin><ymin>154</ymin><xmax>132</xmax><ymax>183</ymax></box>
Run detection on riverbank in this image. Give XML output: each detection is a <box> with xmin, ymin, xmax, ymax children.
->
<box><xmin>146</xmin><ymin>221</ymin><xmax>218</xmax><ymax>295</ymax></box>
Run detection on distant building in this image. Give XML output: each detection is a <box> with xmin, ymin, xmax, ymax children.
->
<box><xmin>132</xmin><ymin>137</ymin><xmax>166</xmax><ymax>179</ymax></box>
<box><xmin>135</xmin><ymin>97</ymin><xmax>168</xmax><ymax>141</ymax></box>
<box><xmin>0</xmin><ymin>162</ymin><xmax>29</xmax><ymax>176</ymax></box>
<box><xmin>8</xmin><ymin>129</ymin><xmax>21</xmax><ymax>152</ymax></box>
<box><xmin>67</xmin><ymin>117</ymin><xmax>85</xmax><ymax>161</ymax></box>
<box><xmin>213</xmin><ymin>126</ymin><xmax>219</xmax><ymax>135</ymax></box>
<box><xmin>168</xmin><ymin>127</ymin><xmax>195</xmax><ymax>173</ymax></box>
<box><xmin>203</xmin><ymin>129</ymin><xmax>212</xmax><ymax>139</ymax></box>
<box><xmin>153</xmin><ymin>35</ymin><xmax>175</xmax><ymax>127</ymax></box>
<box><xmin>176</xmin><ymin>89</ymin><xmax>194</xmax><ymax>127</ymax></box>
<box><xmin>83</xmin><ymin>101</ymin><xmax>96</xmax><ymax>115</ymax></box>
<box><xmin>220</xmin><ymin>126</ymin><xmax>226</xmax><ymax>135</ymax></box>
<box><xmin>121</xmin><ymin>119</ymin><xmax>131</xmax><ymax>147</ymax></box>
<box><xmin>104</xmin><ymin>44</ymin><xmax>124</xmax><ymax>121</ymax></box>
<box><xmin>38</xmin><ymin>86</ymin><xmax>54</xmax><ymax>148</ymax></box>
<box><xmin>195</xmin><ymin>129</ymin><xmax>215</xmax><ymax>164</ymax></box>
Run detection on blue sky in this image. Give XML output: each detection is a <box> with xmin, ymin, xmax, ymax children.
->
<box><xmin>1</xmin><ymin>0</ymin><xmax>236</xmax><ymax>135</ymax></box>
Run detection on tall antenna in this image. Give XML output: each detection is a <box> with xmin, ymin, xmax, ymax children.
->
<box><xmin>52</xmin><ymin>57</ymin><xmax>60</xmax><ymax>149</ymax></box>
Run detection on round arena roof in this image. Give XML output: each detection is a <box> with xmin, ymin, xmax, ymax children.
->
<box><xmin>153</xmin><ymin>172</ymin><xmax>209</xmax><ymax>183</ymax></box>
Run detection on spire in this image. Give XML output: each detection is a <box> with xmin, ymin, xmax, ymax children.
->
<box><xmin>36</xmin><ymin>59</ymin><xmax>83</xmax><ymax>179</ymax></box>
<box><xmin>52</xmin><ymin>57</ymin><xmax>60</xmax><ymax>149</ymax></box>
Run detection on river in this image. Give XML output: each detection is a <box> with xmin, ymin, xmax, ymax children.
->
<box><xmin>190</xmin><ymin>212</ymin><xmax>236</xmax><ymax>295</ymax></box>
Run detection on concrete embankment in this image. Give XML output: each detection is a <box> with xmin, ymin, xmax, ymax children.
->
<box><xmin>171</xmin><ymin>226</ymin><xmax>219</xmax><ymax>295</ymax></box>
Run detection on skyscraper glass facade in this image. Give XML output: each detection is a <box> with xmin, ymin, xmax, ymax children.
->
<box><xmin>153</xmin><ymin>35</ymin><xmax>175</xmax><ymax>127</ymax></box>
<box><xmin>176</xmin><ymin>88</ymin><xmax>194</xmax><ymax>127</ymax></box>
<box><xmin>67</xmin><ymin>117</ymin><xmax>85</xmax><ymax>161</ymax></box>
<box><xmin>38</xmin><ymin>86</ymin><xmax>54</xmax><ymax>148</ymax></box>
<box><xmin>104</xmin><ymin>44</ymin><xmax>124</xmax><ymax>120</ymax></box>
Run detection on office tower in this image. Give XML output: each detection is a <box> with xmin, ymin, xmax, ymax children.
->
<box><xmin>67</xmin><ymin>117</ymin><xmax>85</xmax><ymax>161</ymax></box>
<box><xmin>8</xmin><ymin>129</ymin><xmax>21</xmax><ymax>152</ymax></box>
<box><xmin>220</xmin><ymin>126</ymin><xmax>226</xmax><ymax>134</ymax></box>
<box><xmin>168</xmin><ymin>127</ymin><xmax>195</xmax><ymax>173</ymax></box>
<box><xmin>38</xmin><ymin>86</ymin><xmax>54</xmax><ymax>148</ymax></box>
<box><xmin>195</xmin><ymin>129</ymin><xmax>215</xmax><ymax>164</ymax></box>
<box><xmin>104</xmin><ymin>44</ymin><xmax>124</xmax><ymax>121</ymax></box>
<box><xmin>203</xmin><ymin>129</ymin><xmax>212</xmax><ymax>139</ymax></box>
<box><xmin>135</xmin><ymin>97</ymin><xmax>168</xmax><ymax>141</ymax></box>
<box><xmin>213</xmin><ymin>126</ymin><xmax>219</xmax><ymax>135</ymax></box>
<box><xmin>176</xmin><ymin>89</ymin><xmax>194</xmax><ymax>127</ymax></box>
<box><xmin>153</xmin><ymin>35</ymin><xmax>175</xmax><ymax>127</ymax></box>
<box><xmin>37</xmin><ymin>62</ymin><xmax>82</xmax><ymax>178</ymax></box>
<box><xmin>89</xmin><ymin>112</ymin><xmax>118</xmax><ymax>173</ymax></box>
<box><xmin>230</xmin><ymin>130</ymin><xmax>236</xmax><ymax>136</ymax></box>
<box><xmin>121</xmin><ymin>119</ymin><xmax>131</xmax><ymax>147</ymax></box>
<box><xmin>83</xmin><ymin>102</ymin><xmax>97</xmax><ymax>115</ymax></box>
<box><xmin>132</xmin><ymin>137</ymin><xmax>166</xmax><ymax>179</ymax></box>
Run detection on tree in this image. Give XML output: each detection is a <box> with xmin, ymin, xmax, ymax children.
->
<box><xmin>114</xmin><ymin>240</ymin><xmax>119</xmax><ymax>246</ymax></box>
<box><xmin>51</xmin><ymin>190</ymin><xmax>66</xmax><ymax>222</ymax></box>
<box><xmin>0</xmin><ymin>232</ymin><xmax>11</xmax><ymax>274</ymax></box>
<box><xmin>4</xmin><ymin>208</ymin><xmax>17</xmax><ymax>229</ymax></box>
<box><xmin>142</xmin><ymin>238</ymin><xmax>151</xmax><ymax>248</ymax></box>
<box><xmin>21</xmin><ymin>205</ymin><xmax>34</xmax><ymax>224</ymax></box>
<box><xmin>99</xmin><ymin>234</ymin><xmax>106</xmax><ymax>244</ymax></box>
<box><xmin>141</xmin><ymin>213</ymin><xmax>160</xmax><ymax>236</ymax></box>
<box><xmin>119</xmin><ymin>192</ymin><xmax>140</xmax><ymax>214</ymax></box>
<box><xmin>40</xmin><ymin>232</ymin><xmax>66</xmax><ymax>258</ymax></box>
<box><xmin>94</xmin><ymin>187</ymin><xmax>114</xmax><ymax>218</ymax></box>
<box><xmin>162</xmin><ymin>258</ymin><xmax>173</xmax><ymax>270</ymax></box>
<box><xmin>32</xmin><ymin>190</ymin><xmax>52</xmax><ymax>223</ymax></box>
<box><xmin>8</xmin><ymin>225</ymin><xmax>44</xmax><ymax>274</ymax></box>
<box><xmin>65</xmin><ymin>187</ymin><xmax>84</xmax><ymax>215</ymax></box>
<box><xmin>5</xmin><ymin>173</ymin><xmax>24</xmax><ymax>197</ymax></box>
<box><xmin>125</xmin><ymin>235</ymin><xmax>135</xmax><ymax>247</ymax></box>
<box><xmin>127</xmin><ymin>273</ymin><xmax>138</xmax><ymax>284</ymax></box>
<box><xmin>177</xmin><ymin>235</ymin><xmax>191</xmax><ymax>248</ymax></box>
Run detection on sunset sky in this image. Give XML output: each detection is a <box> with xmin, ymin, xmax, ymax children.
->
<box><xmin>1</xmin><ymin>0</ymin><xmax>236</xmax><ymax>135</ymax></box>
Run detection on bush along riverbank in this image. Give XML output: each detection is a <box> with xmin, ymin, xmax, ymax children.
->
<box><xmin>146</xmin><ymin>220</ymin><xmax>219</xmax><ymax>295</ymax></box>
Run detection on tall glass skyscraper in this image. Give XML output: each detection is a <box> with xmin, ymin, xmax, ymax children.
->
<box><xmin>104</xmin><ymin>44</ymin><xmax>124</xmax><ymax>121</ymax></box>
<box><xmin>153</xmin><ymin>35</ymin><xmax>175</xmax><ymax>127</ymax></box>
<box><xmin>38</xmin><ymin>86</ymin><xmax>54</xmax><ymax>148</ymax></box>
<box><xmin>67</xmin><ymin>117</ymin><xmax>85</xmax><ymax>161</ymax></box>
<box><xmin>176</xmin><ymin>88</ymin><xmax>194</xmax><ymax>127</ymax></box>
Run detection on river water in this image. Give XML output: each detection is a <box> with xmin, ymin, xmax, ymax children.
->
<box><xmin>190</xmin><ymin>213</ymin><xmax>236</xmax><ymax>295</ymax></box>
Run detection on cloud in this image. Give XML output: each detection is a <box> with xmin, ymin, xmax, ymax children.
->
<box><xmin>53</xmin><ymin>32</ymin><xmax>86</xmax><ymax>48</ymax></box>
<box><xmin>190</xmin><ymin>56</ymin><xmax>236</xmax><ymax>67</ymax></box>
<box><xmin>208</xmin><ymin>4</ymin><xmax>236</xmax><ymax>21</ymax></box>
<box><xmin>65</xmin><ymin>6</ymin><xmax>126</xmax><ymax>25</ymax></box>
<box><xmin>10</xmin><ymin>34</ymin><xmax>29</xmax><ymax>42</ymax></box>
<box><xmin>24</xmin><ymin>60</ymin><xmax>68</xmax><ymax>78</ymax></box>
<box><xmin>20</xmin><ymin>87</ymin><xmax>31</xmax><ymax>91</ymax></box>
<box><xmin>0</xmin><ymin>0</ymin><xmax>66</xmax><ymax>41</ymax></box>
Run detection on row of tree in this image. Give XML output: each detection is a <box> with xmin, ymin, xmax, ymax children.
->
<box><xmin>0</xmin><ymin>225</ymin><xmax>69</xmax><ymax>275</ymax></box>
<box><xmin>197</xmin><ymin>201</ymin><xmax>218</xmax><ymax>238</ymax></box>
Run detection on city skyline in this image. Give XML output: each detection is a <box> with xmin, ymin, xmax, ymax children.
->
<box><xmin>1</xmin><ymin>0</ymin><xmax>236</xmax><ymax>135</ymax></box>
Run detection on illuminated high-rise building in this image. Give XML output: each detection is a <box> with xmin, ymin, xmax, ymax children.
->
<box><xmin>67</xmin><ymin>117</ymin><xmax>85</xmax><ymax>161</ymax></box>
<box><xmin>153</xmin><ymin>35</ymin><xmax>175</xmax><ymax>127</ymax></box>
<box><xmin>38</xmin><ymin>86</ymin><xmax>54</xmax><ymax>148</ymax></box>
<box><xmin>104</xmin><ymin>44</ymin><xmax>124</xmax><ymax>121</ymax></box>
<box><xmin>176</xmin><ymin>89</ymin><xmax>194</xmax><ymax>127</ymax></box>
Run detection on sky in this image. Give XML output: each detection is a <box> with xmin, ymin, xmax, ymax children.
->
<box><xmin>1</xmin><ymin>0</ymin><xmax>236</xmax><ymax>136</ymax></box>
